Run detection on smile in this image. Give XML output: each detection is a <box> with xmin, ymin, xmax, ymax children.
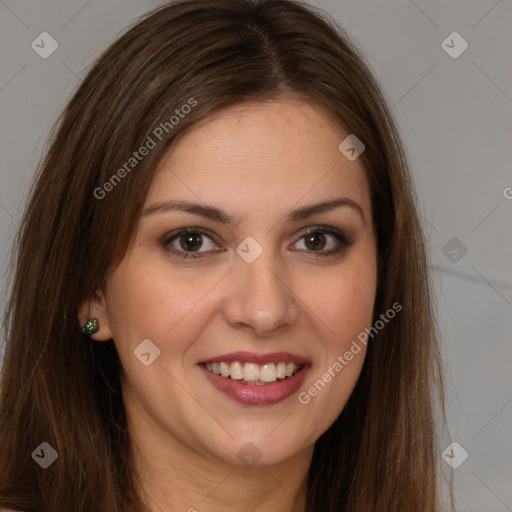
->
<box><xmin>198</xmin><ymin>351</ymin><xmax>310</xmax><ymax>406</ymax></box>
<box><xmin>203</xmin><ymin>361</ymin><xmax>303</xmax><ymax>385</ymax></box>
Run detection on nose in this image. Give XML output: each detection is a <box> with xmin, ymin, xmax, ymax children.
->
<box><xmin>222</xmin><ymin>248</ymin><xmax>300</xmax><ymax>338</ymax></box>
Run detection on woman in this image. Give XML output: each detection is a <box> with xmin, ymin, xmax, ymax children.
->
<box><xmin>0</xmin><ymin>0</ymin><xmax>449</xmax><ymax>510</ymax></box>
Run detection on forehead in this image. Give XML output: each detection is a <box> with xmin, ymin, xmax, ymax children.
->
<box><xmin>146</xmin><ymin>99</ymin><xmax>371</xmax><ymax>221</ymax></box>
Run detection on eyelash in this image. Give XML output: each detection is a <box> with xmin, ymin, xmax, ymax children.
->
<box><xmin>161</xmin><ymin>226</ymin><xmax>353</xmax><ymax>260</ymax></box>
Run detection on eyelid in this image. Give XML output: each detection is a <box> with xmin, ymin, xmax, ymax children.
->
<box><xmin>293</xmin><ymin>225</ymin><xmax>353</xmax><ymax>246</ymax></box>
<box><xmin>160</xmin><ymin>227</ymin><xmax>216</xmax><ymax>244</ymax></box>
<box><xmin>289</xmin><ymin>225</ymin><xmax>353</xmax><ymax>256</ymax></box>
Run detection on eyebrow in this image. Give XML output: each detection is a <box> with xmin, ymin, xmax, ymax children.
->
<box><xmin>142</xmin><ymin>197</ymin><xmax>365</xmax><ymax>225</ymax></box>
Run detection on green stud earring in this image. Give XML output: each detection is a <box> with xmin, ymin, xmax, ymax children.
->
<box><xmin>82</xmin><ymin>318</ymin><xmax>99</xmax><ymax>336</ymax></box>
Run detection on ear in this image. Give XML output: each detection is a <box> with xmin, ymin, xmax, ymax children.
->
<box><xmin>78</xmin><ymin>290</ymin><xmax>114</xmax><ymax>342</ymax></box>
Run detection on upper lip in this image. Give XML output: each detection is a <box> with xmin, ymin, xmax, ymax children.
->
<box><xmin>198</xmin><ymin>351</ymin><xmax>310</xmax><ymax>365</ymax></box>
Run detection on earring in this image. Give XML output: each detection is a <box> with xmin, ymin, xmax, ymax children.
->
<box><xmin>82</xmin><ymin>318</ymin><xmax>99</xmax><ymax>336</ymax></box>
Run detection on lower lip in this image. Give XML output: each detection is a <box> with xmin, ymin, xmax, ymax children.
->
<box><xmin>199</xmin><ymin>364</ymin><xmax>310</xmax><ymax>406</ymax></box>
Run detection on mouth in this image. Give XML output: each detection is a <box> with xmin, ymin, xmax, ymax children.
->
<box><xmin>198</xmin><ymin>352</ymin><xmax>310</xmax><ymax>406</ymax></box>
<box><xmin>202</xmin><ymin>361</ymin><xmax>303</xmax><ymax>385</ymax></box>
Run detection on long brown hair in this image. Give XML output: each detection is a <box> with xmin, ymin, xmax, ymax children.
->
<box><xmin>0</xmin><ymin>0</ymin><xmax>448</xmax><ymax>510</ymax></box>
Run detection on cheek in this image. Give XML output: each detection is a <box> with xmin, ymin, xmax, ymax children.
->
<box><xmin>106</xmin><ymin>260</ymin><xmax>213</xmax><ymax>337</ymax></box>
<box><xmin>302</xmin><ymin>251</ymin><xmax>377</xmax><ymax>351</ymax></box>
<box><xmin>295</xmin><ymin>251</ymin><xmax>376</xmax><ymax>436</ymax></box>
<box><xmin>104</xmin><ymin>259</ymin><xmax>230</xmax><ymax>373</ymax></box>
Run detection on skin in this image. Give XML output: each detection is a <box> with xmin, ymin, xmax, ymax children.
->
<box><xmin>80</xmin><ymin>98</ymin><xmax>377</xmax><ymax>512</ymax></box>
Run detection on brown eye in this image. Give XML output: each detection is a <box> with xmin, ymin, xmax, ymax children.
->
<box><xmin>162</xmin><ymin>229</ymin><xmax>218</xmax><ymax>259</ymax></box>
<box><xmin>292</xmin><ymin>227</ymin><xmax>353</xmax><ymax>256</ymax></box>
<box><xmin>304</xmin><ymin>232</ymin><xmax>327</xmax><ymax>251</ymax></box>
<box><xmin>179</xmin><ymin>233</ymin><xmax>203</xmax><ymax>252</ymax></box>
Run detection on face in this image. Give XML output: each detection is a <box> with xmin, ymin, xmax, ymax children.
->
<box><xmin>82</xmin><ymin>99</ymin><xmax>377</xmax><ymax>469</ymax></box>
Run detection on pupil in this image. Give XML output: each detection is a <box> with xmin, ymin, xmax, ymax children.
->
<box><xmin>181</xmin><ymin>233</ymin><xmax>202</xmax><ymax>251</ymax></box>
<box><xmin>306</xmin><ymin>233</ymin><xmax>325</xmax><ymax>250</ymax></box>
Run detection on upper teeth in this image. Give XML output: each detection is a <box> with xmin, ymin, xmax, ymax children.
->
<box><xmin>204</xmin><ymin>361</ymin><xmax>302</xmax><ymax>382</ymax></box>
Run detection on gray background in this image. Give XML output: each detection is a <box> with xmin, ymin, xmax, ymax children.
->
<box><xmin>1</xmin><ymin>0</ymin><xmax>511</xmax><ymax>510</ymax></box>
